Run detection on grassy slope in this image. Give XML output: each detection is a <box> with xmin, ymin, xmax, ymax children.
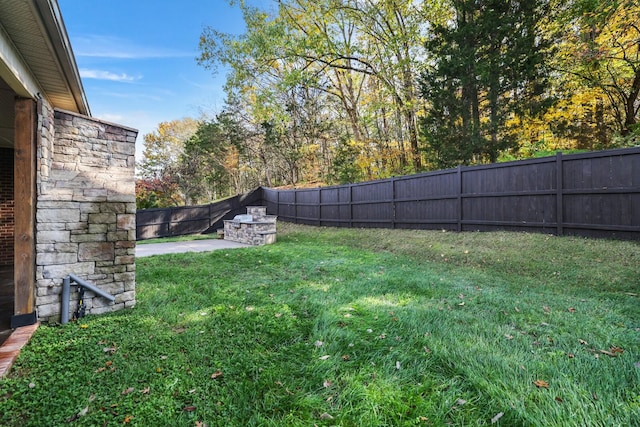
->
<box><xmin>0</xmin><ymin>223</ymin><xmax>638</xmax><ymax>426</ymax></box>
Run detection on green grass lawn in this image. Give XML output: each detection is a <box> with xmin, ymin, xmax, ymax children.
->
<box><xmin>1</xmin><ymin>223</ymin><xmax>639</xmax><ymax>426</ymax></box>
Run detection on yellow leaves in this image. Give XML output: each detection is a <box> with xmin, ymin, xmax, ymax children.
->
<box><xmin>534</xmin><ymin>379</ymin><xmax>550</xmax><ymax>388</ymax></box>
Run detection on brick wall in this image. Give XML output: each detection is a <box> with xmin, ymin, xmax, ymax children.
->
<box><xmin>0</xmin><ymin>148</ymin><xmax>13</xmax><ymax>266</ymax></box>
<box><xmin>34</xmin><ymin>105</ymin><xmax>138</xmax><ymax>321</ymax></box>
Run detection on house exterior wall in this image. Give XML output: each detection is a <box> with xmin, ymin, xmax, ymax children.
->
<box><xmin>34</xmin><ymin>102</ymin><xmax>137</xmax><ymax>321</ymax></box>
<box><xmin>0</xmin><ymin>148</ymin><xmax>13</xmax><ymax>266</ymax></box>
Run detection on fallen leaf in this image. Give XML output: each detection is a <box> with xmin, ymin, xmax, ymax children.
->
<box><xmin>456</xmin><ymin>399</ymin><xmax>467</xmax><ymax>405</ymax></box>
<box><xmin>319</xmin><ymin>355</ymin><xmax>330</xmax><ymax>360</ymax></box>
<box><xmin>103</xmin><ymin>346</ymin><xmax>117</xmax><ymax>354</ymax></box>
<box><xmin>543</xmin><ymin>306</ymin><xmax>551</xmax><ymax>313</ymax></box>
<box><xmin>567</xmin><ymin>353</ymin><xmax>575</xmax><ymax>358</ymax></box>
<box><xmin>610</xmin><ymin>346</ymin><xmax>624</xmax><ymax>354</ymax></box>
<box><xmin>534</xmin><ymin>379</ymin><xmax>549</xmax><ymax>388</ymax></box>
<box><xmin>599</xmin><ymin>349</ymin><xmax>618</xmax><ymax>357</ymax></box>
<box><xmin>323</xmin><ymin>380</ymin><xmax>332</xmax><ymax>388</ymax></box>
<box><xmin>514</xmin><ymin>307</ymin><xmax>520</xmax><ymax>312</ymax></box>
<box><xmin>95</xmin><ymin>367</ymin><xmax>106</xmax><ymax>373</ymax></box>
<box><xmin>319</xmin><ymin>413</ymin><xmax>334</xmax><ymax>420</ymax></box>
<box><xmin>211</xmin><ymin>370</ymin><xmax>223</xmax><ymax>379</ymax></box>
<box><xmin>567</xmin><ymin>307</ymin><xmax>576</xmax><ymax>313</ymax></box>
<box><xmin>195</xmin><ymin>422</ymin><xmax>208</xmax><ymax>427</ymax></box>
<box><xmin>555</xmin><ymin>396</ymin><xmax>563</xmax><ymax>403</ymax></box>
<box><xmin>66</xmin><ymin>404</ymin><xmax>90</xmax><ymax>422</ymax></box>
<box><xmin>504</xmin><ymin>334</ymin><xmax>513</xmax><ymax>340</ymax></box>
<box><xmin>121</xmin><ymin>387</ymin><xmax>135</xmax><ymax>396</ymax></box>
<box><xmin>105</xmin><ymin>361</ymin><xmax>113</xmax><ymax>367</ymax></box>
<box><xmin>183</xmin><ymin>406</ymin><xmax>196</xmax><ymax>412</ymax></box>
<box><xmin>579</xmin><ymin>339</ymin><xmax>588</xmax><ymax>345</ymax></box>
<box><xmin>395</xmin><ymin>361</ymin><xmax>401</xmax><ymax>370</ymax></box>
<box><xmin>80</xmin><ymin>324</ymin><xmax>88</xmax><ymax>329</ymax></box>
<box><xmin>378</xmin><ymin>334</ymin><xmax>386</xmax><ymax>339</ymax></box>
<box><xmin>491</xmin><ymin>412</ymin><xmax>504</xmax><ymax>424</ymax></box>
<box><xmin>419</xmin><ymin>415</ymin><xmax>429</xmax><ymax>422</ymax></box>
<box><xmin>423</xmin><ymin>346</ymin><xmax>431</xmax><ymax>354</ymax></box>
<box><xmin>314</xmin><ymin>340</ymin><xmax>323</xmax><ymax>347</ymax></box>
<box><xmin>342</xmin><ymin>354</ymin><xmax>350</xmax><ymax>361</ymax></box>
<box><xmin>141</xmin><ymin>387</ymin><xmax>150</xmax><ymax>394</ymax></box>
<box><xmin>123</xmin><ymin>415</ymin><xmax>133</xmax><ymax>423</ymax></box>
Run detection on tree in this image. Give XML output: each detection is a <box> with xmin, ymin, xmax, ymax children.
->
<box><xmin>137</xmin><ymin>118</ymin><xmax>199</xmax><ymax>205</ymax></box>
<box><xmin>420</xmin><ymin>0</ymin><xmax>550</xmax><ymax>168</ymax></box>
<box><xmin>555</xmin><ymin>0</ymin><xmax>640</xmax><ymax>141</ymax></box>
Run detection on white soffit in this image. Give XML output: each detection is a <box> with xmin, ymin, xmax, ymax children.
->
<box><xmin>0</xmin><ymin>0</ymin><xmax>89</xmax><ymax>115</ymax></box>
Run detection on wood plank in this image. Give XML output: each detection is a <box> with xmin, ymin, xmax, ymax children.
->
<box><xmin>13</xmin><ymin>98</ymin><xmax>36</xmax><ymax>317</ymax></box>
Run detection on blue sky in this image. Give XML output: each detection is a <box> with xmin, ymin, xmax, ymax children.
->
<box><xmin>58</xmin><ymin>0</ymin><xmax>273</xmax><ymax>160</ymax></box>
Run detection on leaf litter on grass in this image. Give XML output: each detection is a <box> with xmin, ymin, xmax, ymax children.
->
<box><xmin>1</xmin><ymin>224</ymin><xmax>638</xmax><ymax>426</ymax></box>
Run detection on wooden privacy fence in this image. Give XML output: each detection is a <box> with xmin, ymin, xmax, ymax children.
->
<box><xmin>136</xmin><ymin>188</ymin><xmax>262</xmax><ymax>240</ymax></box>
<box><xmin>262</xmin><ymin>147</ymin><xmax>640</xmax><ymax>240</ymax></box>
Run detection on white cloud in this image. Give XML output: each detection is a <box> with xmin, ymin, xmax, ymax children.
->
<box><xmin>80</xmin><ymin>69</ymin><xmax>139</xmax><ymax>82</ymax></box>
<box><xmin>73</xmin><ymin>35</ymin><xmax>194</xmax><ymax>59</ymax></box>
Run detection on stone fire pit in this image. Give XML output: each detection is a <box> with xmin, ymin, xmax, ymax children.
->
<box><xmin>223</xmin><ymin>206</ymin><xmax>277</xmax><ymax>245</ymax></box>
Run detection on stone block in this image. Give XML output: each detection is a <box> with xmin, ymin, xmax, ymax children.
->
<box><xmin>89</xmin><ymin>212</ymin><xmax>116</xmax><ymax>224</ymax></box>
<box><xmin>79</xmin><ymin>242</ymin><xmax>114</xmax><ymax>261</ymax></box>
<box><xmin>37</xmin><ymin>230</ymin><xmax>70</xmax><ymax>244</ymax></box>
<box><xmin>36</xmin><ymin>208</ymin><xmax>80</xmax><ymax>223</ymax></box>
<box><xmin>36</xmin><ymin>294</ymin><xmax>61</xmax><ymax>306</ymax></box>
<box><xmin>70</xmin><ymin>233</ymin><xmax>107</xmax><ymax>243</ymax></box>
<box><xmin>108</xmin><ymin>231</ymin><xmax>129</xmax><ymax>242</ymax></box>
<box><xmin>42</xmin><ymin>262</ymin><xmax>95</xmax><ymax>279</ymax></box>
<box><xmin>114</xmin><ymin>272</ymin><xmax>135</xmax><ymax>283</ymax></box>
<box><xmin>37</xmin><ymin>302</ymin><xmax>60</xmax><ymax>319</ymax></box>
<box><xmin>91</xmin><ymin>304</ymin><xmax>123</xmax><ymax>315</ymax></box>
<box><xmin>114</xmin><ymin>255</ymin><xmax>135</xmax><ymax>265</ymax></box>
<box><xmin>36</xmin><ymin>252</ymin><xmax>78</xmax><ymax>265</ymax></box>
<box><xmin>115</xmin><ymin>291</ymin><xmax>135</xmax><ymax>304</ymax></box>
<box><xmin>88</xmin><ymin>224</ymin><xmax>108</xmax><ymax>234</ymax></box>
<box><xmin>100</xmin><ymin>203</ymin><xmax>128</xmax><ymax>214</ymax></box>
<box><xmin>117</xmin><ymin>214</ymin><xmax>135</xmax><ymax>230</ymax></box>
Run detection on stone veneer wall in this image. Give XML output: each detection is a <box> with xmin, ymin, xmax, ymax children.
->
<box><xmin>35</xmin><ymin>104</ymin><xmax>138</xmax><ymax>321</ymax></box>
<box><xmin>0</xmin><ymin>148</ymin><xmax>13</xmax><ymax>266</ymax></box>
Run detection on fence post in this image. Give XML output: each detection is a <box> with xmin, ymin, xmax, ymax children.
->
<box><xmin>556</xmin><ymin>152</ymin><xmax>564</xmax><ymax>236</ymax></box>
<box><xmin>392</xmin><ymin>177</ymin><xmax>397</xmax><ymax>229</ymax></box>
<box><xmin>457</xmin><ymin>165</ymin><xmax>462</xmax><ymax>232</ymax></box>
<box><xmin>317</xmin><ymin>188</ymin><xmax>321</xmax><ymax>226</ymax></box>
<box><xmin>349</xmin><ymin>184</ymin><xmax>353</xmax><ymax>228</ymax></box>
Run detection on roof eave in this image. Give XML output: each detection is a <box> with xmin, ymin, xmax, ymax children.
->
<box><xmin>33</xmin><ymin>0</ymin><xmax>90</xmax><ymax>116</ymax></box>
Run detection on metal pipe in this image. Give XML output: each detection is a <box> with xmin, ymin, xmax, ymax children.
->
<box><xmin>61</xmin><ymin>274</ymin><xmax>115</xmax><ymax>324</ymax></box>
<box><xmin>68</xmin><ymin>274</ymin><xmax>115</xmax><ymax>302</ymax></box>
<box><xmin>61</xmin><ymin>276</ymin><xmax>71</xmax><ymax>324</ymax></box>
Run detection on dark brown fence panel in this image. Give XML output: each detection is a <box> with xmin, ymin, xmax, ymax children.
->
<box><xmin>261</xmin><ymin>147</ymin><xmax>640</xmax><ymax>240</ymax></box>
<box><xmin>136</xmin><ymin>188</ymin><xmax>262</xmax><ymax>240</ymax></box>
<box><xmin>560</xmin><ymin>149</ymin><xmax>640</xmax><ymax>238</ymax></box>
